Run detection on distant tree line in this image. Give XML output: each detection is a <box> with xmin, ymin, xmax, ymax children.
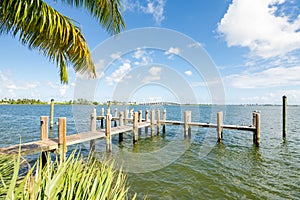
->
<box><xmin>0</xmin><ymin>98</ymin><xmax>47</xmax><ymax>105</ymax></box>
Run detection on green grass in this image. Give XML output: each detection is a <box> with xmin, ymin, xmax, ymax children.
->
<box><xmin>0</xmin><ymin>151</ymin><xmax>136</xmax><ymax>200</ymax></box>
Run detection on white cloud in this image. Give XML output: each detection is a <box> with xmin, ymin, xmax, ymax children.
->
<box><xmin>142</xmin><ymin>66</ymin><xmax>162</xmax><ymax>83</ymax></box>
<box><xmin>59</xmin><ymin>85</ymin><xmax>69</xmax><ymax>96</ymax></box>
<box><xmin>123</xmin><ymin>0</ymin><xmax>166</xmax><ymax>25</ymax></box>
<box><xmin>226</xmin><ymin>66</ymin><xmax>300</xmax><ymax>88</ymax></box>
<box><xmin>218</xmin><ymin>0</ymin><xmax>300</xmax><ymax>58</ymax></box>
<box><xmin>187</xmin><ymin>42</ymin><xmax>203</xmax><ymax>48</ymax></box>
<box><xmin>165</xmin><ymin>47</ymin><xmax>180</xmax><ymax>55</ymax></box>
<box><xmin>110</xmin><ymin>52</ymin><xmax>122</xmax><ymax>60</ymax></box>
<box><xmin>105</xmin><ymin>61</ymin><xmax>132</xmax><ymax>85</ymax></box>
<box><xmin>0</xmin><ymin>70</ymin><xmax>38</xmax><ymax>90</ymax></box>
<box><xmin>141</xmin><ymin>0</ymin><xmax>166</xmax><ymax>25</ymax></box>
<box><xmin>185</xmin><ymin>70</ymin><xmax>192</xmax><ymax>76</ymax></box>
<box><xmin>132</xmin><ymin>48</ymin><xmax>153</xmax><ymax>65</ymax></box>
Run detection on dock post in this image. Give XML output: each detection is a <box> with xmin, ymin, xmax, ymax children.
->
<box><xmin>252</xmin><ymin>112</ymin><xmax>257</xmax><ymax>143</ymax></box>
<box><xmin>90</xmin><ymin>108</ymin><xmax>97</xmax><ymax>151</ymax></box>
<box><xmin>124</xmin><ymin>109</ymin><xmax>128</xmax><ymax>125</ymax></box>
<box><xmin>119</xmin><ymin>112</ymin><xmax>124</xmax><ymax>143</ymax></box>
<box><xmin>100</xmin><ymin>108</ymin><xmax>104</xmax><ymax>129</ymax></box>
<box><xmin>156</xmin><ymin>109</ymin><xmax>161</xmax><ymax>135</ymax></box>
<box><xmin>50</xmin><ymin>99</ymin><xmax>54</xmax><ymax>130</ymax></box>
<box><xmin>184</xmin><ymin>111</ymin><xmax>191</xmax><ymax>138</ymax></box>
<box><xmin>114</xmin><ymin>108</ymin><xmax>118</xmax><ymax>127</ymax></box>
<box><xmin>133</xmin><ymin>112</ymin><xmax>138</xmax><ymax>144</ymax></box>
<box><xmin>145</xmin><ymin>109</ymin><xmax>149</xmax><ymax>134</ymax></box>
<box><xmin>255</xmin><ymin>113</ymin><xmax>261</xmax><ymax>147</ymax></box>
<box><xmin>217</xmin><ymin>112</ymin><xmax>223</xmax><ymax>143</ymax></box>
<box><xmin>138</xmin><ymin>110</ymin><xmax>142</xmax><ymax>135</ymax></box>
<box><xmin>58</xmin><ymin>117</ymin><xmax>67</xmax><ymax>162</ymax></box>
<box><xmin>40</xmin><ymin>116</ymin><xmax>49</xmax><ymax>141</ymax></box>
<box><xmin>283</xmin><ymin>96</ymin><xmax>287</xmax><ymax>139</ymax></box>
<box><xmin>106</xmin><ymin>114</ymin><xmax>112</xmax><ymax>152</ymax></box>
<box><xmin>151</xmin><ymin>109</ymin><xmax>155</xmax><ymax>136</ymax></box>
<box><xmin>40</xmin><ymin>116</ymin><xmax>49</xmax><ymax>165</ymax></box>
<box><xmin>162</xmin><ymin>109</ymin><xmax>166</xmax><ymax>134</ymax></box>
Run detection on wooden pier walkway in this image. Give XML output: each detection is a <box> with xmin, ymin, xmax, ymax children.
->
<box><xmin>0</xmin><ymin>108</ymin><xmax>261</xmax><ymax>159</ymax></box>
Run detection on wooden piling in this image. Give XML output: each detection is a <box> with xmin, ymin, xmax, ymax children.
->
<box><xmin>40</xmin><ymin>116</ymin><xmax>49</xmax><ymax>141</ymax></box>
<box><xmin>114</xmin><ymin>108</ymin><xmax>118</xmax><ymax>118</ymax></box>
<box><xmin>119</xmin><ymin>112</ymin><xmax>123</xmax><ymax>143</ymax></box>
<box><xmin>145</xmin><ymin>109</ymin><xmax>149</xmax><ymax>134</ymax></box>
<box><xmin>162</xmin><ymin>109</ymin><xmax>166</xmax><ymax>133</ymax></box>
<box><xmin>90</xmin><ymin>108</ymin><xmax>97</xmax><ymax>151</ymax></box>
<box><xmin>106</xmin><ymin>114</ymin><xmax>112</xmax><ymax>152</ymax></box>
<box><xmin>217</xmin><ymin>112</ymin><xmax>223</xmax><ymax>143</ymax></box>
<box><xmin>133</xmin><ymin>112</ymin><xmax>138</xmax><ymax>144</ymax></box>
<box><xmin>156</xmin><ymin>109</ymin><xmax>161</xmax><ymax>135</ymax></box>
<box><xmin>100</xmin><ymin>108</ymin><xmax>105</xmax><ymax>129</ymax></box>
<box><xmin>58</xmin><ymin>117</ymin><xmax>67</xmax><ymax>162</ymax></box>
<box><xmin>283</xmin><ymin>96</ymin><xmax>287</xmax><ymax>138</ymax></box>
<box><xmin>145</xmin><ymin>109</ymin><xmax>149</xmax><ymax>122</ymax></box>
<box><xmin>138</xmin><ymin>110</ymin><xmax>142</xmax><ymax>135</ymax></box>
<box><xmin>151</xmin><ymin>109</ymin><xmax>155</xmax><ymax>136</ymax></box>
<box><xmin>50</xmin><ymin>99</ymin><xmax>54</xmax><ymax>130</ymax></box>
<box><xmin>184</xmin><ymin>111</ymin><xmax>192</xmax><ymax>138</ymax></box>
<box><xmin>101</xmin><ymin>108</ymin><xmax>105</xmax><ymax>116</ymax></box>
<box><xmin>252</xmin><ymin>112</ymin><xmax>257</xmax><ymax>143</ymax></box>
<box><xmin>40</xmin><ymin>116</ymin><xmax>49</xmax><ymax>165</ymax></box>
<box><xmin>255</xmin><ymin>113</ymin><xmax>261</xmax><ymax>147</ymax></box>
<box><xmin>124</xmin><ymin>109</ymin><xmax>128</xmax><ymax>125</ymax></box>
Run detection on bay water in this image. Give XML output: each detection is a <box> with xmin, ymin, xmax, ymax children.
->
<box><xmin>0</xmin><ymin>105</ymin><xmax>299</xmax><ymax>199</ymax></box>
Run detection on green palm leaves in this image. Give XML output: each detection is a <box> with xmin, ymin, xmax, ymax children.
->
<box><xmin>0</xmin><ymin>0</ymin><xmax>125</xmax><ymax>84</ymax></box>
<box><xmin>0</xmin><ymin>151</ymin><xmax>135</xmax><ymax>199</ymax></box>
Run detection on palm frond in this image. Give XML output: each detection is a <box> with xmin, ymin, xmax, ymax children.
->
<box><xmin>0</xmin><ymin>0</ymin><xmax>125</xmax><ymax>84</ymax></box>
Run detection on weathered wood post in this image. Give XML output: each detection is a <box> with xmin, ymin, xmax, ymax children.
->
<box><xmin>151</xmin><ymin>109</ymin><xmax>155</xmax><ymax>136</ymax></box>
<box><xmin>217</xmin><ymin>112</ymin><xmax>223</xmax><ymax>143</ymax></box>
<box><xmin>252</xmin><ymin>112</ymin><xmax>257</xmax><ymax>143</ymax></box>
<box><xmin>100</xmin><ymin>108</ymin><xmax>104</xmax><ymax>129</ymax></box>
<box><xmin>106</xmin><ymin>114</ymin><xmax>112</xmax><ymax>152</ymax></box>
<box><xmin>124</xmin><ymin>109</ymin><xmax>128</xmax><ymax>125</ymax></box>
<box><xmin>90</xmin><ymin>108</ymin><xmax>97</xmax><ymax>151</ymax></box>
<box><xmin>107</xmin><ymin>101</ymin><xmax>111</xmax><ymax>115</ymax></box>
<box><xmin>50</xmin><ymin>99</ymin><xmax>54</xmax><ymax>130</ymax></box>
<box><xmin>138</xmin><ymin>110</ymin><xmax>142</xmax><ymax>135</ymax></box>
<box><xmin>145</xmin><ymin>109</ymin><xmax>149</xmax><ymax>122</ymax></box>
<box><xmin>133</xmin><ymin>112</ymin><xmax>138</xmax><ymax>144</ymax></box>
<box><xmin>255</xmin><ymin>113</ymin><xmax>261</xmax><ymax>147</ymax></box>
<box><xmin>184</xmin><ymin>111</ymin><xmax>192</xmax><ymax>138</ymax></box>
<box><xmin>145</xmin><ymin>109</ymin><xmax>149</xmax><ymax>134</ymax></box>
<box><xmin>40</xmin><ymin>116</ymin><xmax>49</xmax><ymax>141</ymax></box>
<box><xmin>114</xmin><ymin>108</ymin><xmax>118</xmax><ymax>127</ymax></box>
<box><xmin>162</xmin><ymin>109</ymin><xmax>166</xmax><ymax>134</ymax></box>
<box><xmin>40</xmin><ymin>116</ymin><xmax>49</xmax><ymax>165</ymax></box>
<box><xmin>58</xmin><ymin>117</ymin><xmax>67</xmax><ymax>162</ymax></box>
<box><xmin>156</xmin><ymin>109</ymin><xmax>161</xmax><ymax>135</ymax></box>
<box><xmin>119</xmin><ymin>112</ymin><xmax>124</xmax><ymax>143</ymax></box>
<box><xmin>283</xmin><ymin>95</ymin><xmax>287</xmax><ymax>139</ymax></box>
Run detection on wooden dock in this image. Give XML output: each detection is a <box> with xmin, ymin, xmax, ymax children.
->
<box><xmin>0</xmin><ymin>108</ymin><xmax>261</xmax><ymax>159</ymax></box>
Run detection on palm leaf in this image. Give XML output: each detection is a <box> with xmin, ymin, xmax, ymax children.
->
<box><xmin>0</xmin><ymin>0</ymin><xmax>125</xmax><ymax>84</ymax></box>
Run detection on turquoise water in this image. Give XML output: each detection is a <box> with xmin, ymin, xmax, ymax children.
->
<box><xmin>0</xmin><ymin>105</ymin><xmax>299</xmax><ymax>199</ymax></box>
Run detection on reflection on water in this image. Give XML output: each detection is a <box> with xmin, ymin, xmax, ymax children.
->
<box><xmin>0</xmin><ymin>105</ymin><xmax>299</xmax><ymax>199</ymax></box>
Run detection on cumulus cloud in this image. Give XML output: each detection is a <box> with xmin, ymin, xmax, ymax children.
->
<box><xmin>185</xmin><ymin>70</ymin><xmax>192</xmax><ymax>76</ymax></box>
<box><xmin>226</xmin><ymin>66</ymin><xmax>300</xmax><ymax>88</ymax></box>
<box><xmin>105</xmin><ymin>61</ymin><xmax>132</xmax><ymax>85</ymax></box>
<box><xmin>110</xmin><ymin>52</ymin><xmax>122</xmax><ymax>60</ymax></box>
<box><xmin>123</xmin><ymin>0</ymin><xmax>166</xmax><ymax>25</ymax></box>
<box><xmin>132</xmin><ymin>48</ymin><xmax>153</xmax><ymax>65</ymax></box>
<box><xmin>142</xmin><ymin>66</ymin><xmax>162</xmax><ymax>83</ymax></box>
<box><xmin>218</xmin><ymin>0</ymin><xmax>300</xmax><ymax>58</ymax></box>
<box><xmin>165</xmin><ymin>47</ymin><xmax>180</xmax><ymax>55</ymax></box>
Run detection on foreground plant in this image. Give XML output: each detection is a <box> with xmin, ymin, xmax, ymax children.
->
<box><xmin>0</xmin><ymin>151</ymin><xmax>136</xmax><ymax>199</ymax></box>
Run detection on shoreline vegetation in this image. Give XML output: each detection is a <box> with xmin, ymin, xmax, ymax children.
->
<box><xmin>0</xmin><ymin>98</ymin><xmax>299</xmax><ymax>106</ymax></box>
<box><xmin>0</xmin><ymin>150</ymin><xmax>136</xmax><ymax>199</ymax></box>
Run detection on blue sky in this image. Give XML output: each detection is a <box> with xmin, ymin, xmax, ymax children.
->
<box><xmin>1</xmin><ymin>0</ymin><xmax>300</xmax><ymax>104</ymax></box>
